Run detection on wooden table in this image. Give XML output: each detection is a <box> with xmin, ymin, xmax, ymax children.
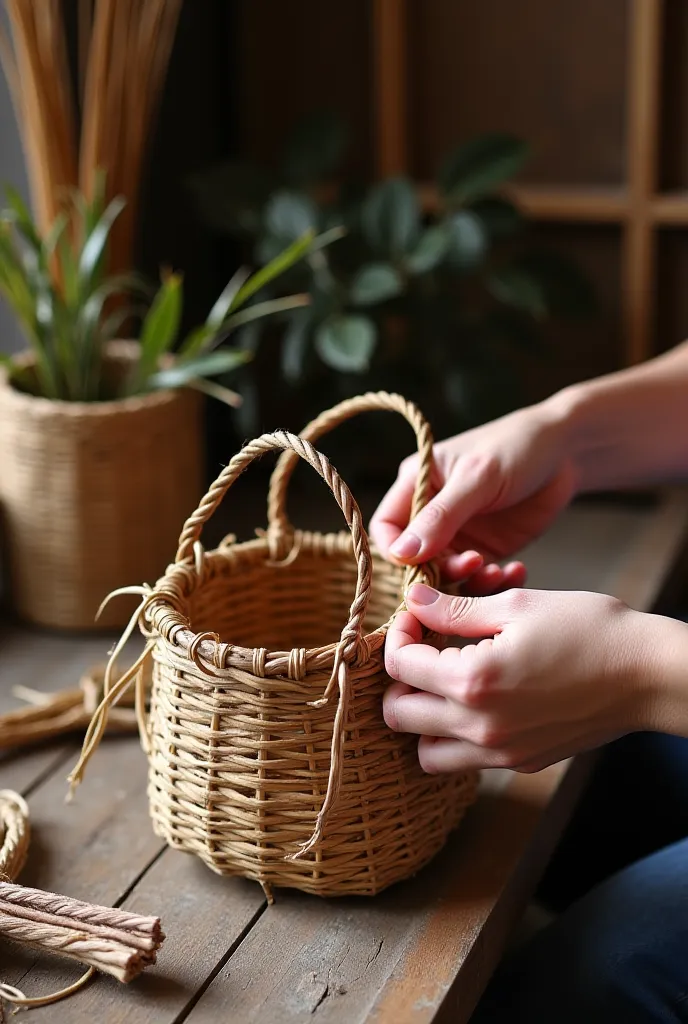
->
<box><xmin>2</xmin><ymin>489</ymin><xmax>687</xmax><ymax>1024</ymax></box>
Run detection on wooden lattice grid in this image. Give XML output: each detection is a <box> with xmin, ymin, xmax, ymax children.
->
<box><xmin>373</xmin><ymin>0</ymin><xmax>678</xmax><ymax>367</ymax></box>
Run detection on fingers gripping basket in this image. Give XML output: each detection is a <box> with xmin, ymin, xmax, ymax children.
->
<box><xmin>72</xmin><ymin>393</ymin><xmax>478</xmax><ymax>899</ymax></box>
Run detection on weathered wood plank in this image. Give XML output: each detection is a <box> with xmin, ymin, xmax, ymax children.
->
<box><xmin>368</xmin><ymin>759</ymin><xmax>593</xmax><ymax>1024</ymax></box>
<box><xmin>0</xmin><ymin>626</ymin><xmax>114</xmax><ymax>795</ymax></box>
<box><xmin>0</xmin><ymin>635</ymin><xmax>267</xmax><ymax>1020</ymax></box>
<box><xmin>600</xmin><ymin>488</ymin><xmax>688</xmax><ymax>608</ymax></box>
<box><xmin>181</xmin><ymin>760</ymin><xmax>585</xmax><ymax>1024</ymax></box>
<box><xmin>522</xmin><ymin>490</ymin><xmax>688</xmax><ymax>607</ymax></box>
<box><xmin>51</xmin><ymin>854</ymin><xmax>266</xmax><ymax>1024</ymax></box>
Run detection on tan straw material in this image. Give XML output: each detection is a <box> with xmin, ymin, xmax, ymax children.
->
<box><xmin>71</xmin><ymin>393</ymin><xmax>478</xmax><ymax>900</ymax></box>
<box><xmin>0</xmin><ymin>664</ymin><xmax>145</xmax><ymax>752</ymax></box>
<box><xmin>0</xmin><ymin>790</ymin><xmax>164</xmax><ymax>1011</ymax></box>
<box><xmin>0</xmin><ymin>341</ymin><xmax>202</xmax><ymax>630</ymax></box>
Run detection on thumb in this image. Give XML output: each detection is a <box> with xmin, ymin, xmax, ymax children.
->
<box><xmin>389</xmin><ymin>457</ymin><xmax>498</xmax><ymax>563</ymax></box>
<box><xmin>405</xmin><ymin>583</ymin><xmax>508</xmax><ymax>637</ymax></box>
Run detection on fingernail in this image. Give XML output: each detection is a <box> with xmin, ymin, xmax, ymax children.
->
<box><xmin>390</xmin><ymin>531</ymin><xmax>421</xmax><ymax>559</ymax></box>
<box><xmin>406</xmin><ymin>583</ymin><xmax>439</xmax><ymax>605</ymax></box>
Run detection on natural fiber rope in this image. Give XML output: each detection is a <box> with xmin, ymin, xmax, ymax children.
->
<box><xmin>267</xmin><ymin>392</ymin><xmax>433</xmax><ymax>576</ymax></box>
<box><xmin>0</xmin><ymin>790</ymin><xmax>95</xmax><ymax>1009</ymax></box>
<box><xmin>0</xmin><ymin>790</ymin><xmax>164</xmax><ymax>1011</ymax></box>
<box><xmin>176</xmin><ymin>430</ymin><xmax>372</xmax><ymax>629</ymax></box>
<box><xmin>0</xmin><ymin>791</ymin><xmax>29</xmax><ymax>883</ymax></box>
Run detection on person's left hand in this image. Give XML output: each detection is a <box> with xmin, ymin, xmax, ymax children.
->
<box><xmin>383</xmin><ymin>584</ymin><xmax>655</xmax><ymax>773</ymax></box>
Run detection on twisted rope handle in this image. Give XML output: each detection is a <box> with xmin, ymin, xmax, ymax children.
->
<box><xmin>176</xmin><ymin>432</ymin><xmax>376</xmax><ymax>858</ymax></box>
<box><xmin>175</xmin><ymin>431</ymin><xmax>373</xmax><ymax>660</ymax></box>
<box><xmin>267</xmin><ymin>392</ymin><xmax>434</xmax><ymax>567</ymax></box>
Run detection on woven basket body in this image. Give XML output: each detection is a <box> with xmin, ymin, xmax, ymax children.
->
<box><xmin>0</xmin><ymin>342</ymin><xmax>202</xmax><ymax>630</ymax></box>
<box><xmin>137</xmin><ymin>394</ymin><xmax>478</xmax><ymax>898</ymax></box>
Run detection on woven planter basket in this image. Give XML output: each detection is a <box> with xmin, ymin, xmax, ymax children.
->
<box><xmin>0</xmin><ymin>341</ymin><xmax>202</xmax><ymax>630</ymax></box>
<box><xmin>73</xmin><ymin>392</ymin><xmax>478</xmax><ymax>899</ymax></box>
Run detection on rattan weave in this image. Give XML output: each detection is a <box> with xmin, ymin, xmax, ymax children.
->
<box><xmin>73</xmin><ymin>393</ymin><xmax>478</xmax><ymax>899</ymax></box>
<box><xmin>0</xmin><ymin>342</ymin><xmax>202</xmax><ymax>629</ymax></box>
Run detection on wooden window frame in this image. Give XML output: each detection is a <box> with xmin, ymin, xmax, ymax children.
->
<box><xmin>373</xmin><ymin>0</ymin><xmax>678</xmax><ymax>366</ymax></box>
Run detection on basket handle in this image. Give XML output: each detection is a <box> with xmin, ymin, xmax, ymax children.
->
<box><xmin>175</xmin><ymin>430</ymin><xmax>372</xmax><ymax>656</ymax></box>
<box><xmin>267</xmin><ymin>392</ymin><xmax>434</xmax><ymax>549</ymax></box>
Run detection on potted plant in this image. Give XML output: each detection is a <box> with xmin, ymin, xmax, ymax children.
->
<box><xmin>190</xmin><ymin>114</ymin><xmax>595</xmax><ymax>476</ymax></box>
<box><xmin>0</xmin><ymin>183</ymin><xmax>314</xmax><ymax>629</ymax></box>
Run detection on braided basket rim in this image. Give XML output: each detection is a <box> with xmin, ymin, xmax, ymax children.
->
<box><xmin>141</xmin><ymin>392</ymin><xmax>438</xmax><ymax>681</ymax></box>
<box><xmin>142</xmin><ymin>531</ymin><xmax>428</xmax><ymax>679</ymax></box>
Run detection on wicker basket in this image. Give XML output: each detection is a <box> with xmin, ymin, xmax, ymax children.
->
<box><xmin>73</xmin><ymin>393</ymin><xmax>478</xmax><ymax>899</ymax></box>
<box><xmin>0</xmin><ymin>341</ymin><xmax>202</xmax><ymax>630</ymax></box>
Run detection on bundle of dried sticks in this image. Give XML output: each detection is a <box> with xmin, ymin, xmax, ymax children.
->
<box><xmin>0</xmin><ymin>790</ymin><xmax>165</xmax><ymax>1010</ymax></box>
<box><xmin>0</xmin><ymin>0</ymin><xmax>183</xmax><ymax>273</ymax></box>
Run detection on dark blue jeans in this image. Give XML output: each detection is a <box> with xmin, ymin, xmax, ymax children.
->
<box><xmin>472</xmin><ymin>733</ymin><xmax>688</xmax><ymax>1023</ymax></box>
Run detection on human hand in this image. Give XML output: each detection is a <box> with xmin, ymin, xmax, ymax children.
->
<box><xmin>429</xmin><ymin>547</ymin><xmax>527</xmax><ymax>596</ymax></box>
<box><xmin>370</xmin><ymin>401</ymin><xmax>577</xmax><ymax>582</ymax></box>
<box><xmin>383</xmin><ymin>584</ymin><xmax>657</xmax><ymax>774</ymax></box>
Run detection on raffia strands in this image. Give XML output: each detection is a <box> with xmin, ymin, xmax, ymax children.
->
<box><xmin>71</xmin><ymin>393</ymin><xmax>480</xmax><ymax>902</ymax></box>
<box><xmin>0</xmin><ymin>791</ymin><xmax>165</xmax><ymax>1010</ymax></box>
<box><xmin>0</xmin><ymin>0</ymin><xmax>182</xmax><ymax>272</ymax></box>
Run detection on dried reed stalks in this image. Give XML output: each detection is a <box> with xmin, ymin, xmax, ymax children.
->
<box><xmin>0</xmin><ymin>0</ymin><xmax>183</xmax><ymax>272</ymax></box>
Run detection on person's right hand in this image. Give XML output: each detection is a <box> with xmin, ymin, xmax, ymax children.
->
<box><xmin>370</xmin><ymin>399</ymin><xmax>577</xmax><ymax>583</ymax></box>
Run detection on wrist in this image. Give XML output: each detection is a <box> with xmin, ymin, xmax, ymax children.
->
<box><xmin>537</xmin><ymin>344</ymin><xmax>688</xmax><ymax>493</ymax></box>
<box><xmin>628</xmin><ymin>611</ymin><xmax>688</xmax><ymax>736</ymax></box>
<box><xmin>540</xmin><ymin>376</ymin><xmax>628</xmax><ymax>494</ymax></box>
<box><xmin>537</xmin><ymin>383</ymin><xmax>589</xmax><ymax>493</ymax></box>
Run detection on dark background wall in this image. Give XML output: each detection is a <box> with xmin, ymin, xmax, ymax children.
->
<box><xmin>1</xmin><ymin>1</ymin><xmax>686</xmax><ymax>427</ymax></box>
<box><xmin>0</xmin><ymin>8</ymin><xmax>28</xmax><ymax>354</ymax></box>
<box><xmin>231</xmin><ymin>0</ymin><xmax>688</xmax><ymax>393</ymax></box>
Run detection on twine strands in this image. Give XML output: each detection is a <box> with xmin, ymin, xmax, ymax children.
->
<box><xmin>71</xmin><ymin>392</ymin><xmax>478</xmax><ymax>899</ymax></box>
<box><xmin>68</xmin><ymin>584</ymin><xmax>157</xmax><ymax>795</ymax></box>
<box><xmin>0</xmin><ymin>664</ymin><xmax>147</xmax><ymax>754</ymax></box>
<box><xmin>0</xmin><ymin>791</ymin><xmax>29</xmax><ymax>883</ymax></box>
<box><xmin>0</xmin><ymin>791</ymin><xmax>164</xmax><ymax>1011</ymax></box>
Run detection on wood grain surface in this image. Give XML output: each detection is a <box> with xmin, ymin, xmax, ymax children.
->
<box><xmin>1</xmin><ymin>490</ymin><xmax>686</xmax><ymax>1022</ymax></box>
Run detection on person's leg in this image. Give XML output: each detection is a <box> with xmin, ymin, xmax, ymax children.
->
<box><xmin>539</xmin><ymin>732</ymin><xmax>688</xmax><ymax>909</ymax></box>
<box><xmin>472</xmin><ymin>837</ymin><xmax>688</xmax><ymax>1023</ymax></box>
